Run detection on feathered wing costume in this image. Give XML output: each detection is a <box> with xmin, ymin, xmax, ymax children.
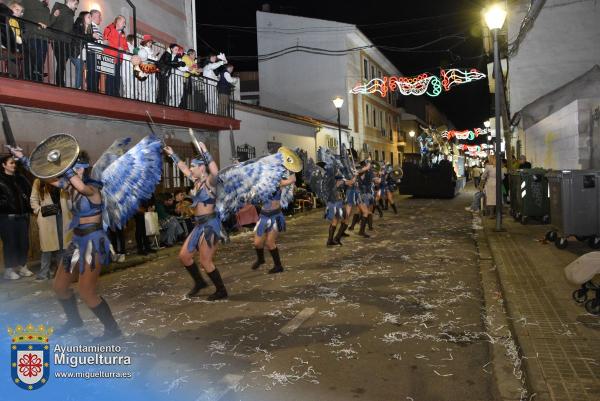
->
<box><xmin>65</xmin><ymin>136</ymin><xmax>163</xmax><ymax>273</ymax></box>
<box><xmin>215</xmin><ymin>152</ymin><xmax>295</xmax><ymax>222</ymax></box>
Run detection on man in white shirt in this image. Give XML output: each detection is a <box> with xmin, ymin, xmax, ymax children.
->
<box><xmin>202</xmin><ymin>52</ymin><xmax>226</xmax><ymax>114</ymax></box>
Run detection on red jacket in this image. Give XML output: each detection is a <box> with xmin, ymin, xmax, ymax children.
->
<box><xmin>103</xmin><ymin>23</ymin><xmax>126</xmax><ymax>61</ymax></box>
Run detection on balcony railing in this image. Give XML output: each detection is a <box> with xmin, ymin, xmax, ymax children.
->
<box><xmin>0</xmin><ymin>16</ymin><xmax>234</xmax><ymax>118</ymax></box>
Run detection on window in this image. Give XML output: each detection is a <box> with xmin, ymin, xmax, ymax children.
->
<box><xmin>237</xmin><ymin>144</ymin><xmax>256</xmax><ymax>162</ymax></box>
<box><xmin>327</xmin><ymin>136</ymin><xmax>339</xmax><ymax>149</ymax></box>
<box><xmin>363</xmin><ymin>59</ymin><xmax>369</xmax><ymax>80</ymax></box>
<box><xmin>350</xmin><ymin>136</ymin><xmax>355</xmax><ymax>149</ymax></box>
<box><xmin>382</xmin><ymin>151</ymin><xmax>385</xmax><ymax>162</ymax></box>
<box><xmin>375</xmin><ymin>150</ymin><xmax>379</xmax><ymax>161</ymax></box>
<box><xmin>365</xmin><ymin>104</ymin><xmax>370</xmax><ymax>125</ymax></box>
<box><xmin>371</xmin><ymin>65</ymin><xmax>375</xmax><ymax>80</ymax></box>
<box><xmin>373</xmin><ymin>108</ymin><xmax>377</xmax><ymax>127</ymax></box>
<box><xmin>390</xmin><ymin>152</ymin><xmax>394</xmax><ymax>165</ymax></box>
<box><xmin>379</xmin><ymin>111</ymin><xmax>383</xmax><ymax>129</ymax></box>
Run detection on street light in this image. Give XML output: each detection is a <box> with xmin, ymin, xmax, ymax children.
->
<box><xmin>409</xmin><ymin>130</ymin><xmax>416</xmax><ymax>153</ymax></box>
<box><xmin>484</xmin><ymin>3</ymin><xmax>507</xmax><ymax>231</ymax></box>
<box><xmin>332</xmin><ymin>97</ymin><xmax>344</xmax><ymax>155</ymax></box>
<box><xmin>484</xmin><ymin>120</ymin><xmax>491</xmax><ymax>128</ymax></box>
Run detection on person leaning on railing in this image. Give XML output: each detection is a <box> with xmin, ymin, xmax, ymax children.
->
<box><xmin>21</xmin><ymin>0</ymin><xmax>50</xmax><ymax>82</ymax></box>
<box><xmin>48</xmin><ymin>0</ymin><xmax>77</xmax><ymax>87</ymax></box>
<box><xmin>70</xmin><ymin>11</ymin><xmax>93</xmax><ymax>90</ymax></box>
<box><xmin>179</xmin><ymin>48</ymin><xmax>202</xmax><ymax>110</ymax></box>
<box><xmin>86</xmin><ymin>9</ymin><xmax>102</xmax><ymax>93</ymax></box>
<box><xmin>2</xmin><ymin>1</ymin><xmax>24</xmax><ymax>78</ymax></box>
<box><xmin>102</xmin><ymin>15</ymin><xmax>126</xmax><ymax>97</ymax></box>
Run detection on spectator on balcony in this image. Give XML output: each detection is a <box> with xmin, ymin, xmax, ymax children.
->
<box><xmin>3</xmin><ymin>1</ymin><xmax>24</xmax><ymax>77</ymax></box>
<box><xmin>0</xmin><ymin>154</ymin><xmax>33</xmax><ymax>280</ymax></box>
<box><xmin>21</xmin><ymin>0</ymin><xmax>50</xmax><ymax>82</ymax></box>
<box><xmin>202</xmin><ymin>52</ymin><xmax>226</xmax><ymax>114</ymax></box>
<box><xmin>86</xmin><ymin>9</ymin><xmax>102</xmax><ymax>93</ymax></box>
<box><xmin>30</xmin><ymin>178</ymin><xmax>71</xmax><ymax>280</ymax></box>
<box><xmin>136</xmin><ymin>34</ymin><xmax>158</xmax><ymax>102</ymax></box>
<box><xmin>49</xmin><ymin>0</ymin><xmax>77</xmax><ymax>87</ymax></box>
<box><xmin>217</xmin><ymin>64</ymin><xmax>235</xmax><ymax>117</ymax></box>
<box><xmin>70</xmin><ymin>11</ymin><xmax>93</xmax><ymax>89</ymax></box>
<box><xmin>156</xmin><ymin>43</ymin><xmax>185</xmax><ymax>105</ymax></box>
<box><xmin>168</xmin><ymin>46</ymin><xmax>188</xmax><ymax>107</ymax></box>
<box><xmin>103</xmin><ymin>15</ymin><xmax>126</xmax><ymax>97</ymax></box>
<box><xmin>179</xmin><ymin>49</ymin><xmax>202</xmax><ymax>110</ymax></box>
<box><xmin>121</xmin><ymin>33</ymin><xmax>135</xmax><ymax>99</ymax></box>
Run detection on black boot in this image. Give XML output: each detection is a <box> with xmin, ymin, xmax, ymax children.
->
<box><xmin>55</xmin><ymin>293</ymin><xmax>84</xmax><ymax>335</ymax></box>
<box><xmin>327</xmin><ymin>224</ymin><xmax>339</xmax><ymax>246</ymax></box>
<box><xmin>348</xmin><ymin>214</ymin><xmax>360</xmax><ymax>230</ymax></box>
<box><xmin>378</xmin><ymin>198</ymin><xmax>385</xmax><ymax>211</ymax></box>
<box><xmin>334</xmin><ymin>223</ymin><xmax>348</xmax><ymax>245</ymax></box>
<box><xmin>384</xmin><ymin>199</ymin><xmax>389</xmax><ymax>210</ymax></box>
<box><xmin>391</xmin><ymin>203</ymin><xmax>398</xmax><ymax>214</ymax></box>
<box><xmin>268</xmin><ymin>248</ymin><xmax>284</xmax><ymax>274</ymax></box>
<box><xmin>367</xmin><ymin>214</ymin><xmax>374</xmax><ymax>230</ymax></box>
<box><xmin>207</xmin><ymin>268</ymin><xmax>228</xmax><ymax>301</ymax></box>
<box><xmin>358</xmin><ymin>216</ymin><xmax>370</xmax><ymax>238</ymax></box>
<box><xmin>251</xmin><ymin>248</ymin><xmax>265</xmax><ymax>270</ymax></box>
<box><xmin>375</xmin><ymin>204</ymin><xmax>383</xmax><ymax>218</ymax></box>
<box><xmin>185</xmin><ymin>263</ymin><xmax>208</xmax><ymax>297</ymax></box>
<box><xmin>90</xmin><ymin>297</ymin><xmax>122</xmax><ymax>341</ymax></box>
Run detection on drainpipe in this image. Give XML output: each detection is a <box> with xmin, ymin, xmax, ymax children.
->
<box><xmin>125</xmin><ymin>0</ymin><xmax>137</xmax><ymax>46</ymax></box>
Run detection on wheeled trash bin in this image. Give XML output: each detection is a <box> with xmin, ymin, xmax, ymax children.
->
<box><xmin>511</xmin><ymin>169</ymin><xmax>550</xmax><ymax>224</ymax></box>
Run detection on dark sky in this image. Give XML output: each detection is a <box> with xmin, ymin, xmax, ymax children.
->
<box><xmin>195</xmin><ymin>0</ymin><xmax>491</xmax><ymax>128</ymax></box>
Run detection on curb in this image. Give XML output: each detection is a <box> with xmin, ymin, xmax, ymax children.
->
<box><xmin>473</xmin><ymin>213</ymin><xmax>531</xmax><ymax>401</ymax></box>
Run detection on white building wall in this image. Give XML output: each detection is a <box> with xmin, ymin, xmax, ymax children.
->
<box><xmin>218</xmin><ymin>107</ymin><xmax>318</xmax><ymax>167</ymax></box>
<box><xmin>507</xmin><ymin>0</ymin><xmax>600</xmax><ymax>113</ymax></box>
<box><xmin>524</xmin><ymin>100</ymin><xmax>580</xmax><ymax>169</ymax></box>
<box><xmin>256</xmin><ymin>11</ymin><xmax>349</xmax><ymax>125</ymax></box>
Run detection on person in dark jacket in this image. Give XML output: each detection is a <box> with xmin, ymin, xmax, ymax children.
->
<box><xmin>0</xmin><ymin>154</ymin><xmax>33</xmax><ymax>280</ymax></box>
<box><xmin>217</xmin><ymin>64</ymin><xmax>235</xmax><ymax>117</ymax></box>
<box><xmin>70</xmin><ymin>11</ymin><xmax>92</xmax><ymax>89</ymax></box>
<box><xmin>49</xmin><ymin>0</ymin><xmax>77</xmax><ymax>87</ymax></box>
<box><xmin>21</xmin><ymin>0</ymin><xmax>50</xmax><ymax>82</ymax></box>
<box><xmin>156</xmin><ymin>43</ymin><xmax>186</xmax><ymax>105</ymax></box>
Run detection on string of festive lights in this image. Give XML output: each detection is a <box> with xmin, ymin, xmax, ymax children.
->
<box><xmin>349</xmin><ymin>68</ymin><xmax>486</xmax><ymax>98</ymax></box>
<box><xmin>442</xmin><ymin>127</ymin><xmax>490</xmax><ymax>141</ymax></box>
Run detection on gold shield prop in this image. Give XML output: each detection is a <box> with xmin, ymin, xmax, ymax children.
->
<box><xmin>278</xmin><ymin>146</ymin><xmax>303</xmax><ymax>173</ymax></box>
<box><xmin>29</xmin><ymin>134</ymin><xmax>80</xmax><ymax>179</ymax></box>
<box><xmin>371</xmin><ymin>161</ymin><xmax>381</xmax><ymax>172</ymax></box>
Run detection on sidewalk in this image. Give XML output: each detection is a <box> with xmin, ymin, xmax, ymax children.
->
<box><xmin>479</xmin><ymin>211</ymin><xmax>600</xmax><ymax>401</ymax></box>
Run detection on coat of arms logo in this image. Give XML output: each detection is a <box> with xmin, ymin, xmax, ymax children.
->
<box><xmin>8</xmin><ymin>323</ymin><xmax>53</xmax><ymax>390</ymax></box>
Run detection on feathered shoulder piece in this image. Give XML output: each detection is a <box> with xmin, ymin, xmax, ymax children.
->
<box><xmin>91</xmin><ymin>137</ymin><xmax>132</xmax><ymax>182</ymax></box>
<box><xmin>300</xmin><ymin>147</ymin><xmax>339</xmax><ymax>202</ymax></box>
<box><xmin>216</xmin><ymin>153</ymin><xmax>288</xmax><ymax>220</ymax></box>
<box><xmin>100</xmin><ymin>135</ymin><xmax>163</xmax><ymax>230</ymax></box>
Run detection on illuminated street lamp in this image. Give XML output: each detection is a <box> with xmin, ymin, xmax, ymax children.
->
<box><xmin>484</xmin><ymin>3</ymin><xmax>507</xmax><ymax>231</ymax></box>
<box><xmin>408</xmin><ymin>130</ymin><xmax>416</xmax><ymax>153</ymax></box>
<box><xmin>332</xmin><ymin>97</ymin><xmax>344</xmax><ymax>155</ymax></box>
<box><xmin>484</xmin><ymin>120</ymin><xmax>491</xmax><ymax>128</ymax></box>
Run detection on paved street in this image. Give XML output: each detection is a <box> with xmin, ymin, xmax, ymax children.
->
<box><xmin>2</xmin><ymin>193</ymin><xmax>509</xmax><ymax>401</ymax></box>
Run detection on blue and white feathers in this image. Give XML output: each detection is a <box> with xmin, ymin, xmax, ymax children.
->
<box><xmin>216</xmin><ymin>152</ymin><xmax>293</xmax><ymax>220</ymax></box>
<box><xmin>99</xmin><ymin>136</ymin><xmax>163</xmax><ymax>230</ymax></box>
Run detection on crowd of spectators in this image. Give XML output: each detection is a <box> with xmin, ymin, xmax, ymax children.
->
<box><xmin>0</xmin><ymin>0</ymin><xmax>237</xmax><ymax>116</ymax></box>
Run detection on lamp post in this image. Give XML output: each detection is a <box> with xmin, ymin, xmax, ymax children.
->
<box><xmin>332</xmin><ymin>97</ymin><xmax>344</xmax><ymax>155</ymax></box>
<box><xmin>409</xmin><ymin>130</ymin><xmax>415</xmax><ymax>154</ymax></box>
<box><xmin>485</xmin><ymin>3</ymin><xmax>507</xmax><ymax>231</ymax></box>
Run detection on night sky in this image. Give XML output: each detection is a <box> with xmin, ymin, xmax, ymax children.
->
<box><xmin>196</xmin><ymin>0</ymin><xmax>491</xmax><ymax>129</ymax></box>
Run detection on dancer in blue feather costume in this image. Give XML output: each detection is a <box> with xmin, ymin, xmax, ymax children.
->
<box><xmin>250</xmin><ymin>173</ymin><xmax>296</xmax><ymax>274</ymax></box>
<box><xmin>164</xmin><ymin>142</ymin><xmax>229</xmax><ymax>301</ymax></box>
<box><xmin>9</xmin><ymin>135</ymin><xmax>162</xmax><ymax>341</ymax></box>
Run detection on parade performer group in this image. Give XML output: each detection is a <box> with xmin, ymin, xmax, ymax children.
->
<box><xmin>7</xmin><ymin>133</ymin><xmax>399</xmax><ymax>340</ymax></box>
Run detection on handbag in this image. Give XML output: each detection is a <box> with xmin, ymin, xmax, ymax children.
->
<box><xmin>41</xmin><ymin>204</ymin><xmax>60</xmax><ymax>217</ymax></box>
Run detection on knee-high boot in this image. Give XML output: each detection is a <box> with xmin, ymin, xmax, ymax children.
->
<box><xmin>384</xmin><ymin>199</ymin><xmax>389</xmax><ymax>210</ymax></box>
<box><xmin>367</xmin><ymin>214</ymin><xmax>374</xmax><ymax>230</ymax></box>
<box><xmin>327</xmin><ymin>224</ymin><xmax>339</xmax><ymax>246</ymax></box>
<box><xmin>375</xmin><ymin>204</ymin><xmax>383</xmax><ymax>218</ymax></box>
<box><xmin>251</xmin><ymin>248</ymin><xmax>265</xmax><ymax>270</ymax></box>
<box><xmin>207</xmin><ymin>268</ymin><xmax>228</xmax><ymax>301</ymax></box>
<box><xmin>268</xmin><ymin>248</ymin><xmax>283</xmax><ymax>274</ymax></box>
<box><xmin>391</xmin><ymin>203</ymin><xmax>398</xmax><ymax>214</ymax></box>
<box><xmin>55</xmin><ymin>293</ymin><xmax>84</xmax><ymax>335</ymax></box>
<box><xmin>90</xmin><ymin>297</ymin><xmax>122</xmax><ymax>341</ymax></box>
<box><xmin>348</xmin><ymin>214</ymin><xmax>360</xmax><ymax>230</ymax></box>
<box><xmin>185</xmin><ymin>262</ymin><xmax>208</xmax><ymax>297</ymax></box>
<box><xmin>334</xmin><ymin>223</ymin><xmax>348</xmax><ymax>245</ymax></box>
<box><xmin>358</xmin><ymin>216</ymin><xmax>370</xmax><ymax>238</ymax></box>
<box><xmin>378</xmin><ymin>198</ymin><xmax>385</xmax><ymax>211</ymax></box>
